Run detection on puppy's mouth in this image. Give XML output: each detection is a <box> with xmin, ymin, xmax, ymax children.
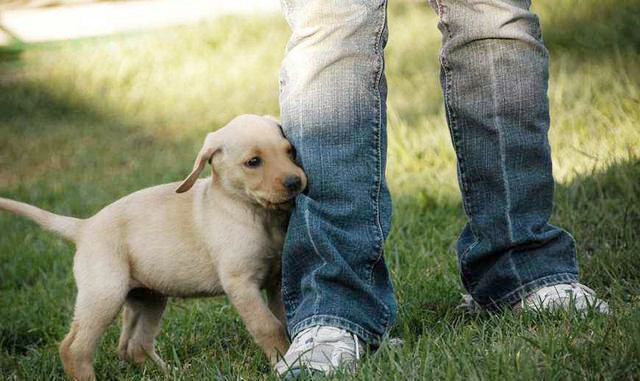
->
<box><xmin>256</xmin><ymin>195</ymin><xmax>297</xmax><ymax>210</ymax></box>
<box><xmin>266</xmin><ymin>200</ymin><xmax>294</xmax><ymax>210</ymax></box>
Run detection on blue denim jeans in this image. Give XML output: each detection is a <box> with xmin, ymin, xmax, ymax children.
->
<box><xmin>279</xmin><ymin>0</ymin><xmax>579</xmax><ymax>345</ymax></box>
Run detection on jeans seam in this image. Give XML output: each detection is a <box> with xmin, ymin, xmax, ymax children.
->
<box><xmin>366</xmin><ymin>0</ymin><xmax>391</xmax><ymax>325</ymax></box>
<box><xmin>436</xmin><ymin>1</ymin><xmax>448</xmax><ymax>35</ymax></box>
<box><xmin>487</xmin><ymin>42</ymin><xmax>523</xmax><ymax>288</ymax></box>
<box><xmin>459</xmin><ymin>240</ymin><xmax>479</xmax><ymax>291</ymax></box>
<box><xmin>303</xmin><ymin>205</ymin><xmax>328</xmax><ymax>317</ymax></box>
<box><xmin>369</xmin><ymin>0</ymin><xmax>387</xmax><ymax>273</ymax></box>
<box><xmin>438</xmin><ymin>4</ymin><xmax>476</xmax><ymax>261</ymax></box>
<box><xmin>368</xmin><ymin>0</ymin><xmax>387</xmax><ymax>268</ymax></box>
<box><xmin>439</xmin><ymin>11</ymin><xmax>477</xmax><ymax>239</ymax></box>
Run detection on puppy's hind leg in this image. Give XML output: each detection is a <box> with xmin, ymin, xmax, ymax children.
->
<box><xmin>117</xmin><ymin>302</ymin><xmax>138</xmax><ymax>360</ymax></box>
<box><xmin>59</xmin><ymin>250</ymin><xmax>129</xmax><ymax>381</ymax></box>
<box><xmin>117</xmin><ymin>289</ymin><xmax>168</xmax><ymax>372</ymax></box>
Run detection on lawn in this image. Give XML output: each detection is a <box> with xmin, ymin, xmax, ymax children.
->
<box><xmin>1</xmin><ymin>0</ymin><xmax>639</xmax><ymax>379</ymax></box>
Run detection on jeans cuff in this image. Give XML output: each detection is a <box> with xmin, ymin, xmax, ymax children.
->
<box><xmin>491</xmin><ymin>272</ymin><xmax>579</xmax><ymax>307</ymax></box>
<box><xmin>288</xmin><ymin>315</ymin><xmax>385</xmax><ymax>345</ymax></box>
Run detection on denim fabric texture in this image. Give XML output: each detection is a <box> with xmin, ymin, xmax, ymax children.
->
<box><xmin>433</xmin><ymin>0</ymin><xmax>579</xmax><ymax>306</ymax></box>
<box><xmin>279</xmin><ymin>0</ymin><xmax>579</xmax><ymax>345</ymax></box>
<box><xmin>279</xmin><ymin>0</ymin><xmax>395</xmax><ymax>344</ymax></box>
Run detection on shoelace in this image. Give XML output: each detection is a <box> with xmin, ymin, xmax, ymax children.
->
<box><xmin>572</xmin><ymin>282</ymin><xmax>596</xmax><ymax>295</ymax></box>
<box><xmin>539</xmin><ymin>282</ymin><xmax>596</xmax><ymax>300</ymax></box>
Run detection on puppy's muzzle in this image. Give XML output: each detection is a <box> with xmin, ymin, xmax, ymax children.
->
<box><xmin>283</xmin><ymin>175</ymin><xmax>303</xmax><ymax>194</ymax></box>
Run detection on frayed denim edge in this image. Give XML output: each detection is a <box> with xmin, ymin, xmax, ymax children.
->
<box><xmin>486</xmin><ymin>272</ymin><xmax>579</xmax><ymax>307</ymax></box>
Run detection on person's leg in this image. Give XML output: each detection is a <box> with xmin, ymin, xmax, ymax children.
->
<box><xmin>431</xmin><ymin>0</ymin><xmax>580</xmax><ymax>307</ymax></box>
<box><xmin>279</xmin><ymin>0</ymin><xmax>396</xmax><ymax>347</ymax></box>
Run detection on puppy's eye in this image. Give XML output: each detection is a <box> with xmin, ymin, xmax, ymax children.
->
<box><xmin>287</xmin><ymin>146</ymin><xmax>296</xmax><ymax>159</ymax></box>
<box><xmin>245</xmin><ymin>157</ymin><xmax>262</xmax><ymax>168</ymax></box>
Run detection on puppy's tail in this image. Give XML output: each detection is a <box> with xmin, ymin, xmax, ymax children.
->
<box><xmin>0</xmin><ymin>197</ymin><xmax>83</xmax><ymax>242</ymax></box>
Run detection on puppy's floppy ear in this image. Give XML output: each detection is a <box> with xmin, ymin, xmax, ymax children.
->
<box><xmin>176</xmin><ymin>132</ymin><xmax>222</xmax><ymax>193</ymax></box>
<box><xmin>262</xmin><ymin>115</ymin><xmax>286</xmax><ymax>137</ymax></box>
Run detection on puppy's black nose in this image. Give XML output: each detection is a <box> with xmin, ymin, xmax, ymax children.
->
<box><xmin>283</xmin><ymin>175</ymin><xmax>302</xmax><ymax>192</ymax></box>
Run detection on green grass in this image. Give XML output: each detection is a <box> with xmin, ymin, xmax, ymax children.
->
<box><xmin>1</xmin><ymin>0</ymin><xmax>639</xmax><ymax>379</ymax></box>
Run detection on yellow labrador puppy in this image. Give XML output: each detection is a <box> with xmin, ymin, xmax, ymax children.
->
<box><xmin>0</xmin><ymin>114</ymin><xmax>306</xmax><ymax>381</ymax></box>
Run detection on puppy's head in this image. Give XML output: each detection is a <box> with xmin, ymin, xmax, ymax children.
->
<box><xmin>176</xmin><ymin>115</ymin><xmax>307</xmax><ymax>210</ymax></box>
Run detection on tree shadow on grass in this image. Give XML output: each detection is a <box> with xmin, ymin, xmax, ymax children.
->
<box><xmin>390</xmin><ymin>156</ymin><xmax>640</xmax><ymax>338</ymax></box>
<box><xmin>0</xmin><ymin>72</ymin><xmax>197</xmax><ymax>215</ymax></box>
<box><xmin>0</xmin><ymin>43</ymin><xmax>23</xmax><ymax>63</ymax></box>
<box><xmin>553</xmin><ymin>158</ymin><xmax>640</xmax><ymax>290</ymax></box>
<box><xmin>0</xmin><ymin>73</ymin><xmax>110</xmax><ymax>124</ymax></box>
<box><xmin>535</xmin><ymin>0</ymin><xmax>640</xmax><ymax>57</ymax></box>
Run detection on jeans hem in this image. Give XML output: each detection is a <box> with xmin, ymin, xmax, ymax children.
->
<box><xmin>289</xmin><ymin>315</ymin><xmax>385</xmax><ymax>345</ymax></box>
<box><xmin>488</xmin><ymin>272</ymin><xmax>579</xmax><ymax>307</ymax></box>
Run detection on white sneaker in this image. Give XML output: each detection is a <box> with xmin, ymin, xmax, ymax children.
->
<box><xmin>515</xmin><ymin>282</ymin><xmax>610</xmax><ymax>314</ymax></box>
<box><xmin>459</xmin><ymin>283</ymin><xmax>609</xmax><ymax>315</ymax></box>
<box><xmin>274</xmin><ymin>325</ymin><xmax>362</xmax><ymax>377</ymax></box>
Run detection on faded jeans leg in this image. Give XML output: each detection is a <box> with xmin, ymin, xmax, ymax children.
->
<box><xmin>433</xmin><ymin>0</ymin><xmax>579</xmax><ymax>306</ymax></box>
<box><xmin>279</xmin><ymin>0</ymin><xmax>397</xmax><ymax>343</ymax></box>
